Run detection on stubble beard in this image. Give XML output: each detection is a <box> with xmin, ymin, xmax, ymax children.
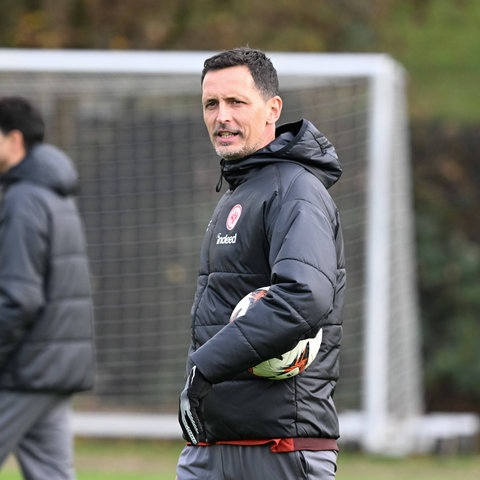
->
<box><xmin>215</xmin><ymin>147</ymin><xmax>247</xmax><ymax>161</ymax></box>
<box><xmin>214</xmin><ymin>140</ymin><xmax>262</xmax><ymax>162</ymax></box>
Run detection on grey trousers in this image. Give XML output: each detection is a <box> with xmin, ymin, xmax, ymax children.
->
<box><xmin>0</xmin><ymin>391</ymin><xmax>75</xmax><ymax>480</ymax></box>
<box><xmin>176</xmin><ymin>444</ymin><xmax>338</xmax><ymax>480</ymax></box>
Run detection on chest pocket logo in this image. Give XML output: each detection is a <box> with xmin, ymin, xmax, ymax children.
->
<box><xmin>226</xmin><ymin>204</ymin><xmax>242</xmax><ymax>231</ymax></box>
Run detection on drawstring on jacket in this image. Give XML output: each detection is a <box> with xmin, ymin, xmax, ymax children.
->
<box><xmin>215</xmin><ymin>159</ymin><xmax>225</xmax><ymax>192</ymax></box>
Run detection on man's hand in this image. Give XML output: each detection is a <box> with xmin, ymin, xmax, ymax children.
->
<box><xmin>178</xmin><ymin>365</ymin><xmax>212</xmax><ymax>445</ymax></box>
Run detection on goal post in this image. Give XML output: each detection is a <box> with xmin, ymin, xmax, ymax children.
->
<box><xmin>364</xmin><ymin>59</ymin><xmax>423</xmax><ymax>454</ymax></box>
<box><xmin>0</xmin><ymin>49</ymin><xmax>423</xmax><ymax>454</ymax></box>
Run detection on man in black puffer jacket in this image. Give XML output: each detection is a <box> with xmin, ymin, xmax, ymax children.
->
<box><xmin>177</xmin><ymin>48</ymin><xmax>345</xmax><ymax>479</ymax></box>
<box><xmin>0</xmin><ymin>97</ymin><xmax>95</xmax><ymax>479</ymax></box>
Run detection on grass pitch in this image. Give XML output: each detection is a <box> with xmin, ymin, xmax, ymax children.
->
<box><xmin>2</xmin><ymin>439</ymin><xmax>480</xmax><ymax>479</ymax></box>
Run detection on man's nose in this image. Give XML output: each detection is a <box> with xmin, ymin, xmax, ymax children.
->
<box><xmin>216</xmin><ymin>102</ymin><xmax>232</xmax><ymax>123</ymax></box>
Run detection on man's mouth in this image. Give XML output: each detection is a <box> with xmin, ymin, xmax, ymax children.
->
<box><xmin>216</xmin><ymin>130</ymin><xmax>239</xmax><ymax>139</ymax></box>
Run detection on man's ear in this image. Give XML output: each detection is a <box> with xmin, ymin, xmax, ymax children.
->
<box><xmin>8</xmin><ymin>130</ymin><xmax>25</xmax><ymax>150</ymax></box>
<box><xmin>6</xmin><ymin>129</ymin><xmax>27</xmax><ymax>166</ymax></box>
<box><xmin>266</xmin><ymin>96</ymin><xmax>283</xmax><ymax>125</ymax></box>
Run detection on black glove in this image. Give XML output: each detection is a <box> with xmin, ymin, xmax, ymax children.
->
<box><xmin>178</xmin><ymin>365</ymin><xmax>212</xmax><ymax>445</ymax></box>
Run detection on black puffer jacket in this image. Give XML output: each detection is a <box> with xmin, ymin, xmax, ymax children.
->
<box><xmin>189</xmin><ymin>119</ymin><xmax>346</xmax><ymax>441</ymax></box>
<box><xmin>0</xmin><ymin>144</ymin><xmax>95</xmax><ymax>393</ymax></box>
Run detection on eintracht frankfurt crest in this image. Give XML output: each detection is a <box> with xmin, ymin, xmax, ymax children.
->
<box><xmin>226</xmin><ymin>204</ymin><xmax>242</xmax><ymax>231</ymax></box>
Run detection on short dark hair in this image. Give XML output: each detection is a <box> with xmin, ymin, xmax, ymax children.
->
<box><xmin>202</xmin><ymin>47</ymin><xmax>279</xmax><ymax>99</ymax></box>
<box><xmin>0</xmin><ymin>96</ymin><xmax>45</xmax><ymax>150</ymax></box>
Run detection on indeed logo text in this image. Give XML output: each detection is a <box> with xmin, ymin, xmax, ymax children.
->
<box><xmin>216</xmin><ymin>233</ymin><xmax>237</xmax><ymax>245</ymax></box>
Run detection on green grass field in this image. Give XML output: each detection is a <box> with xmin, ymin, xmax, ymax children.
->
<box><xmin>3</xmin><ymin>439</ymin><xmax>480</xmax><ymax>479</ymax></box>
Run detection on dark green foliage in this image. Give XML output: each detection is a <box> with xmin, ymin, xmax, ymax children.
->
<box><xmin>413</xmin><ymin>121</ymin><xmax>480</xmax><ymax>412</ymax></box>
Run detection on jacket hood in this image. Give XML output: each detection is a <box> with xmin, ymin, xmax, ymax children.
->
<box><xmin>1</xmin><ymin>143</ymin><xmax>79</xmax><ymax>196</ymax></box>
<box><xmin>221</xmin><ymin>119</ymin><xmax>342</xmax><ymax>190</ymax></box>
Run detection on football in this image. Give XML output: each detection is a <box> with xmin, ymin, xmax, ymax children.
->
<box><xmin>230</xmin><ymin>287</ymin><xmax>323</xmax><ymax>380</ymax></box>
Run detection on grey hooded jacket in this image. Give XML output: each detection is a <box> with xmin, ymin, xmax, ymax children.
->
<box><xmin>187</xmin><ymin>119</ymin><xmax>346</xmax><ymax>442</ymax></box>
<box><xmin>0</xmin><ymin>144</ymin><xmax>94</xmax><ymax>392</ymax></box>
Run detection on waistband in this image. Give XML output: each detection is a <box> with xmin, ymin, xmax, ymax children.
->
<box><xmin>192</xmin><ymin>437</ymin><xmax>339</xmax><ymax>452</ymax></box>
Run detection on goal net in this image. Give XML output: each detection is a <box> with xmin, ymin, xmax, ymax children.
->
<box><xmin>0</xmin><ymin>50</ymin><xmax>422</xmax><ymax>454</ymax></box>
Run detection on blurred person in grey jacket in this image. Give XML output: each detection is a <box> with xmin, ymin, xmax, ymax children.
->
<box><xmin>0</xmin><ymin>96</ymin><xmax>95</xmax><ymax>480</ymax></box>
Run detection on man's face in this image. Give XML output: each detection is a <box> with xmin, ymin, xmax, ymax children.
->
<box><xmin>202</xmin><ymin>65</ymin><xmax>282</xmax><ymax>161</ymax></box>
<box><xmin>0</xmin><ymin>130</ymin><xmax>14</xmax><ymax>174</ymax></box>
